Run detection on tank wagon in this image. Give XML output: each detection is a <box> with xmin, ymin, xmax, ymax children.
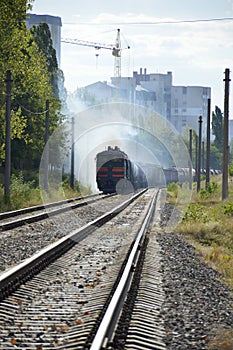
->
<box><xmin>163</xmin><ymin>166</ymin><xmax>195</xmax><ymax>184</ymax></box>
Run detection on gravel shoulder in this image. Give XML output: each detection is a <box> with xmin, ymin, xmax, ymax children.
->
<box><xmin>158</xmin><ymin>202</ymin><xmax>233</xmax><ymax>349</ymax></box>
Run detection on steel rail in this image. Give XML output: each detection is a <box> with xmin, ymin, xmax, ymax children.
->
<box><xmin>0</xmin><ymin>193</ymin><xmax>114</xmax><ymax>231</ymax></box>
<box><xmin>90</xmin><ymin>189</ymin><xmax>158</xmax><ymax>350</ymax></box>
<box><xmin>0</xmin><ymin>189</ymin><xmax>147</xmax><ymax>301</ymax></box>
<box><xmin>0</xmin><ymin>193</ymin><xmax>106</xmax><ymax>221</ymax></box>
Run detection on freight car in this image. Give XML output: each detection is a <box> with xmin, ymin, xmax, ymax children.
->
<box><xmin>96</xmin><ymin>146</ymin><xmax>147</xmax><ymax>194</ymax></box>
<box><xmin>163</xmin><ymin>166</ymin><xmax>195</xmax><ymax>184</ymax></box>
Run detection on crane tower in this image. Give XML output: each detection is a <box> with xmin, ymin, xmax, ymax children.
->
<box><xmin>112</xmin><ymin>29</ymin><xmax>121</xmax><ymax>78</ymax></box>
<box><xmin>62</xmin><ymin>29</ymin><xmax>128</xmax><ymax>78</ymax></box>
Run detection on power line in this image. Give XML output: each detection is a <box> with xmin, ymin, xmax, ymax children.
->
<box><xmin>0</xmin><ymin>94</ymin><xmax>49</xmax><ymax>115</ymax></box>
<box><xmin>62</xmin><ymin>17</ymin><xmax>233</xmax><ymax>26</ymax></box>
<box><xmin>1</xmin><ymin>16</ymin><xmax>233</xmax><ymax>25</ymax></box>
<box><xmin>13</xmin><ymin>99</ymin><xmax>49</xmax><ymax>115</ymax></box>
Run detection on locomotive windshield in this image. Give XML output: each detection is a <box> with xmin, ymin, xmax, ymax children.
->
<box><xmin>97</xmin><ymin>156</ymin><xmax>125</xmax><ymax>168</ymax></box>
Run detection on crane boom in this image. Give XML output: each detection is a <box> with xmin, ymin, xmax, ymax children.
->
<box><xmin>61</xmin><ymin>38</ymin><xmax>114</xmax><ymax>51</ymax></box>
<box><xmin>61</xmin><ymin>29</ymin><xmax>129</xmax><ymax>78</ymax></box>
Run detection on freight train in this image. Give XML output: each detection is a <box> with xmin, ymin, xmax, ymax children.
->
<box><xmin>96</xmin><ymin>146</ymin><xmax>193</xmax><ymax>194</ymax></box>
<box><xmin>163</xmin><ymin>167</ymin><xmax>195</xmax><ymax>184</ymax></box>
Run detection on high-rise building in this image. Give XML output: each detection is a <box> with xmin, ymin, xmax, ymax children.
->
<box><xmin>132</xmin><ymin>69</ymin><xmax>172</xmax><ymax>120</ymax></box>
<box><xmin>171</xmin><ymin>86</ymin><xmax>211</xmax><ymax>134</ymax></box>
<box><xmin>26</xmin><ymin>14</ymin><xmax>62</xmax><ymax>67</ymax></box>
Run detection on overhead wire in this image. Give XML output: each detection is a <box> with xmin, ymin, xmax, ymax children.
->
<box><xmin>62</xmin><ymin>17</ymin><xmax>233</xmax><ymax>26</ymax></box>
<box><xmin>13</xmin><ymin>98</ymin><xmax>49</xmax><ymax>115</ymax></box>
<box><xmin>1</xmin><ymin>16</ymin><xmax>233</xmax><ymax>26</ymax></box>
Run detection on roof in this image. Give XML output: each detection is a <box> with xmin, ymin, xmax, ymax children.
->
<box><xmin>26</xmin><ymin>13</ymin><xmax>62</xmax><ymax>27</ymax></box>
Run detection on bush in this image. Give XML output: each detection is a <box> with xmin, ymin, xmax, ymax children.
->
<box><xmin>10</xmin><ymin>172</ymin><xmax>39</xmax><ymax>210</ymax></box>
<box><xmin>223</xmin><ymin>202</ymin><xmax>233</xmax><ymax>216</ymax></box>
<box><xmin>198</xmin><ymin>182</ymin><xmax>218</xmax><ymax>199</ymax></box>
<box><xmin>0</xmin><ymin>172</ymin><xmax>41</xmax><ymax>211</ymax></box>
<box><xmin>167</xmin><ymin>182</ymin><xmax>179</xmax><ymax>197</ymax></box>
<box><xmin>182</xmin><ymin>203</ymin><xmax>209</xmax><ymax>223</ymax></box>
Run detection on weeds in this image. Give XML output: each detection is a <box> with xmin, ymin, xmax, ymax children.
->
<box><xmin>0</xmin><ymin>173</ymin><xmax>41</xmax><ymax>211</ymax></box>
<box><xmin>223</xmin><ymin>202</ymin><xmax>233</xmax><ymax>216</ymax></box>
<box><xmin>167</xmin><ymin>182</ymin><xmax>179</xmax><ymax>194</ymax></box>
<box><xmin>182</xmin><ymin>203</ymin><xmax>209</xmax><ymax>223</ymax></box>
<box><xmin>199</xmin><ymin>182</ymin><xmax>218</xmax><ymax>199</ymax></box>
<box><xmin>0</xmin><ymin>172</ymin><xmax>92</xmax><ymax>212</ymax></box>
<box><xmin>171</xmin><ymin>179</ymin><xmax>233</xmax><ymax>289</ymax></box>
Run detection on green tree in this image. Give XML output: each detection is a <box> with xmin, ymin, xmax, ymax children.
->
<box><xmin>229</xmin><ymin>161</ymin><xmax>233</xmax><ymax>177</ymax></box>
<box><xmin>30</xmin><ymin>23</ymin><xmax>59</xmax><ymax>98</ymax></box>
<box><xmin>0</xmin><ymin>0</ymin><xmax>32</xmax><ymax>159</ymax></box>
<box><xmin>0</xmin><ymin>0</ymin><xmax>63</xmax><ymax>179</ymax></box>
<box><xmin>30</xmin><ymin>23</ymin><xmax>68</xmax><ymax>111</ymax></box>
<box><xmin>181</xmin><ymin>126</ymin><xmax>197</xmax><ymax>166</ymax></box>
<box><xmin>210</xmin><ymin>144</ymin><xmax>222</xmax><ymax>170</ymax></box>
<box><xmin>229</xmin><ymin>138</ymin><xmax>233</xmax><ymax>164</ymax></box>
<box><xmin>212</xmin><ymin>106</ymin><xmax>223</xmax><ymax>152</ymax></box>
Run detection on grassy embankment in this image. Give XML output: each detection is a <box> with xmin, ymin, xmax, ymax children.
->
<box><xmin>0</xmin><ymin>173</ymin><xmax>91</xmax><ymax>212</ymax></box>
<box><xmin>167</xmin><ymin>177</ymin><xmax>233</xmax><ymax>349</ymax></box>
<box><xmin>167</xmin><ymin>176</ymin><xmax>233</xmax><ymax>289</ymax></box>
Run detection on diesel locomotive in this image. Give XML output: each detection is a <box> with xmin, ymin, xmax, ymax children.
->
<box><xmin>96</xmin><ymin>146</ymin><xmax>147</xmax><ymax>194</ymax></box>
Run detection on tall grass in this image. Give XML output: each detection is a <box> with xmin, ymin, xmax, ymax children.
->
<box><xmin>172</xmin><ymin>176</ymin><xmax>233</xmax><ymax>289</ymax></box>
<box><xmin>0</xmin><ymin>173</ymin><xmax>42</xmax><ymax>211</ymax></box>
<box><xmin>0</xmin><ymin>173</ymin><xmax>92</xmax><ymax>212</ymax></box>
<box><xmin>168</xmin><ymin>177</ymin><xmax>233</xmax><ymax>345</ymax></box>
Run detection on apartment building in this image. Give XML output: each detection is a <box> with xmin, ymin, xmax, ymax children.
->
<box><xmin>132</xmin><ymin>69</ymin><xmax>172</xmax><ymax>121</ymax></box>
<box><xmin>229</xmin><ymin>120</ymin><xmax>233</xmax><ymax>147</ymax></box>
<box><xmin>26</xmin><ymin>13</ymin><xmax>62</xmax><ymax>67</ymax></box>
<box><xmin>171</xmin><ymin>85</ymin><xmax>211</xmax><ymax>134</ymax></box>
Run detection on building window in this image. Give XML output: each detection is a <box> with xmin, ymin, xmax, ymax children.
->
<box><xmin>182</xmin><ymin>87</ymin><xmax>187</xmax><ymax>94</ymax></box>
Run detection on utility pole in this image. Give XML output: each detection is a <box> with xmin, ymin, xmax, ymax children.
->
<box><xmin>222</xmin><ymin>68</ymin><xmax>230</xmax><ymax>200</ymax></box>
<box><xmin>189</xmin><ymin>129</ymin><xmax>193</xmax><ymax>190</ymax></box>
<box><xmin>195</xmin><ymin>134</ymin><xmax>198</xmax><ymax>183</ymax></box>
<box><xmin>70</xmin><ymin>116</ymin><xmax>74</xmax><ymax>189</ymax></box>
<box><xmin>197</xmin><ymin>116</ymin><xmax>202</xmax><ymax>192</ymax></box>
<box><xmin>44</xmin><ymin>100</ymin><xmax>49</xmax><ymax>191</ymax></box>
<box><xmin>4</xmin><ymin>70</ymin><xmax>12</xmax><ymax>203</ymax></box>
<box><xmin>206</xmin><ymin>98</ymin><xmax>211</xmax><ymax>188</ymax></box>
<box><xmin>202</xmin><ymin>141</ymin><xmax>205</xmax><ymax>170</ymax></box>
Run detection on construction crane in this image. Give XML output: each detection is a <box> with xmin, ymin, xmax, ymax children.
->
<box><xmin>61</xmin><ymin>29</ymin><xmax>129</xmax><ymax>78</ymax></box>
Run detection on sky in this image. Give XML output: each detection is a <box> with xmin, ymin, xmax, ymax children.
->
<box><xmin>30</xmin><ymin>0</ymin><xmax>233</xmax><ymax>116</ymax></box>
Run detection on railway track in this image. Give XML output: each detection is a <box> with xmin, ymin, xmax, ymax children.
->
<box><xmin>0</xmin><ymin>188</ymin><xmax>166</xmax><ymax>349</ymax></box>
<box><xmin>0</xmin><ymin>192</ymin><xmax>125</xmax><ymax>274</ymax></box>
<box><xmin>0</xmin><ymin>193</ymin><xmax>112</xmax><ymax>231</ymax></box>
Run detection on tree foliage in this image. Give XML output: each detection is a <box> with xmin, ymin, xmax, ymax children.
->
<box><xmin>210</xmin><ymin>144</ymin><xmax>222</xmax><ymax>170</ymax></box>
<box><xmin>0</xmin><ymin>0</ymin><xmax>64</xmax><ymax>178</ymax></box>
<box><xmin>30</xmin><ymin>23</ymin><xmax>59</xmax><ymax>97</ymax></box>
<box><xmin>212</xmin><ymin>106</ymin><xmax>223</xmax><ymax>152</ymax></box>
